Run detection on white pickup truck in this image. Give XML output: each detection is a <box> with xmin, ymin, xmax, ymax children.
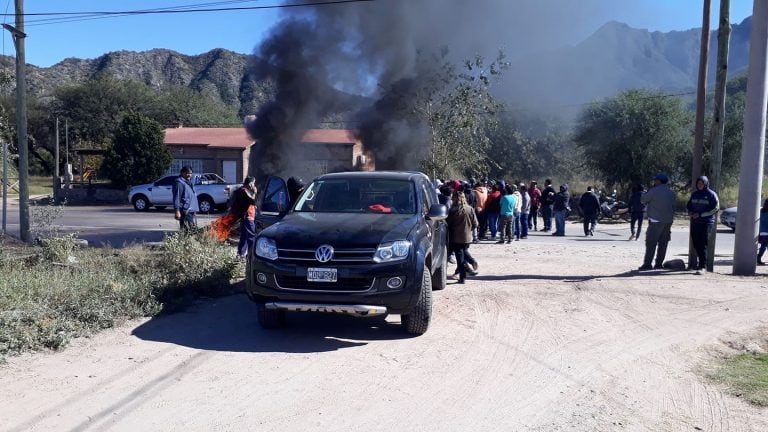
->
<box><xmin>128</xmin><ymin>173</ymin><xmax>238</xmax><ymax>213</ymax></box>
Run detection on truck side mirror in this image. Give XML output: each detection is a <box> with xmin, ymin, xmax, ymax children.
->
<box><xmin>426</xmin><ymin>204</ymin><xmax>447</xmax><ymax>221</ymax></box>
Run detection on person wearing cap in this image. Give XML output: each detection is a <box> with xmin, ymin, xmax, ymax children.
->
<box><xmin>686</xmin><ymin>176</ymin><xmax>719</xmax><ymax>272</ymax></box>
<box><xmin>638</xmin><ymin>173</ymin><xmax>677</xmax><ymax>271</ymax></box>
<box><xmin>173</xmin><ymin>166</ymin><xmax>199</xmax><ymax>231</ymax></box>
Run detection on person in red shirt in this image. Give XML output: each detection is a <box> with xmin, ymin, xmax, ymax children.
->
<box><xmin>528</xmin><ymin>181</ymin><xmax>542</xmax><ymax>231</ymax></box>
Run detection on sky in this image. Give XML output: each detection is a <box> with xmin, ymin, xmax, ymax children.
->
<box><xmin>0</xmin><ymin>0</ymin><xmax>755</xmax><ymax>68</ymax></box>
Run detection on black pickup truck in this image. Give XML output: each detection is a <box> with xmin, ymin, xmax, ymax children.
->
<box><xmin>245</xmin><ymin>171</ymin><xmax>449</xmax><ymax>335</ymax></box>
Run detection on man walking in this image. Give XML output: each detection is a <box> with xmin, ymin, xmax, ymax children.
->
<box><xmin>638</xmin><ymin>173</ymin><xmax>677</xmax><ymax>271</ymax></box>
<box><xmin>579</xmin><ymin>186</ymin><xmax>600</xmax><ymax>236</ymax></box>
<box><xmin>173</xmin><ymin>166</ymin><xmax>200</xmax><ymax>232</ymax></box>
<box><xmin>686</xmin><ymin>176</ymin><xmax>719</xmax><ymax>272</ymax></box>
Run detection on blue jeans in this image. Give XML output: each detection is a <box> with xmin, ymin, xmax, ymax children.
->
<box><xmin>487</xmin><ymin>212</ymin><xmax>500</xmax><ymax>239</ymax></box>
<box><xmin>513</xmin><ymin>214</ymin><xmax>521</xmax><ymax>239</ymax></box>
<box><xmin>520</xmin><ymin>213</ymin><xmax>529</xmax><ymax>237</ymax></box>
<box><xmin>238</xmin><ymin>218</ymin><xmax>256</xmax><ymax>257</ymax></box>
<box><xmin>542</xmin><ymin>205</ymin><xmax>553</xmax><ymax>231</ymax></box>
<box><xmin>554</xmin><ymin>210</ymin><xmax>567</xmax><ymax>235</ymax></box>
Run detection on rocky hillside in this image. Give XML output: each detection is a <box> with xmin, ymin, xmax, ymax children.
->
<box><xmin>1</xmin><ymin>48</ymin><xmax>274</xmax><ymax>118</ymax></box>
<box><xmin>504</xmin><ymin>17</ymin><xmax>752</xmax><ymax>111</ymax></box>
<box><xmin>0</xmin><ymin>16</ymin><xmax>755</xmax><ymax>119</ymax></box>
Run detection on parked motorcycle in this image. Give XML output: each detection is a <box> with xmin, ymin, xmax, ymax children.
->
<box><xmin>599</xmin><ymin>190</ymin><xmax>630</xmax><ymax>221</ymax></box>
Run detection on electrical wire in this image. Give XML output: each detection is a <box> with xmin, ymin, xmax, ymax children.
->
<box><xmin>3</xmin><ymin>0</ymin><xmax>377</xmax><ymax>27</ymax></box>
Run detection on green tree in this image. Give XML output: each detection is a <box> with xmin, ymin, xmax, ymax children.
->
<box><xmin>101</xmin><ymin>112</ymin><xmax>170</xmax><ymax>188</ymax></box>
<box><xmin>418</xmin><ymin>50</ymin><xmax>507</xmax><ymax>179</ymax></box>
<box><xmin>573</xmin><ymin>89</ymin><xmax>693</xmax><ymax>189</ymax></box>
<box><xmin>487</xmin><ymin>111</ymin><xmax>576</xmax><ymax>181</ymax></box>
<box><xmin>53</xmin><ymin>75</ymin><xmax>156</xmax><ymax>148</ymax></box>
<box><xmin>148</xmin><ymin>86</ymin><xmax>240</xmax><ymax>128</ymax></box>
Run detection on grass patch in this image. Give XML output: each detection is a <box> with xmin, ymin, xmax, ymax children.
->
<box><xmin>707</xmin><ymin>353</ymin><xmax>768</xmax><ymax>406</ymax></box>
<box><xmin>0</xmin><ymin>230</ymin><xmax>240</xmax><ymax>360</ymax></box>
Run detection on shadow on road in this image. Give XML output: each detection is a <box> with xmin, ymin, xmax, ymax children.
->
<box><xmin>132</xmin><ymin>294</ymin><xmax>412</xmax><ymax>353</ymax></box>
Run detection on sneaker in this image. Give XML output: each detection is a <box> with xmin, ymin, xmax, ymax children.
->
<box><xmin>514</xmin><ymin>238</ymin><xmax>519</xmax><ymax>241</ymax></box>
<box><xmin>638</xmin><ymin>264</ymin><xmax>653</xmax><ymax>271</ymax></box>
<box><xmin>466</xmin><ymin>269</ymin><xmax>478</xmax><ymax>276</ymax></box>
<box><xmin>653</xmin><ymin>264</ymin><xmax>664</xmax><ymax>270</ymax></box>
<box><xmin>629</xmin><ymin>233</ymin><xmax>635</xmax><ymax>240</ymax></box>
<box><xmin>589</xmin><ymin>231</ymin><xmax>594</xmax><ymax>236</ymax></box>
<box><xmin>471</xmin><ymin>262</ymin><xmax>479</xmax><ymax>271</ymax></box>
<box><xmin>458</xmin><ymin>279</ymin><xmax>466</xmax><ymax>284</ymax></box>
<box><xmin>449</xmin><ymin>274</ymin><xmax>460</xmax><ymax>280</ymax></box>
<box><xmin>520</xmin><ymin>236</ymin><xmax>527</xmax><ymax>239</ymax></box>
<box><xmin>496</xmin><ymin>240</ymin><xmax>505</xmax><ymax>244</ymax></box>
<box><xmin>506</xmin><ymin>239</ymin><xmax>512</xmax><ymax>244</ymax></box>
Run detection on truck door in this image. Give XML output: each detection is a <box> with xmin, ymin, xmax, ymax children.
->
<box><xmin>152</xmin><ymin>175</ymin><xmax>176</xmax><ymax>205</ymax></box>
<box><xmin>421</xmin><ymin>181</ymin><xmax>448</xmax><ymax>263</ymax></box>
<box><xmin>255</xmin><ymin>176</ymin><xmax>290</xmax><ymax>233</ymax></box>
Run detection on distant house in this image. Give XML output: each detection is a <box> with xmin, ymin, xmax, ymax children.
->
<box><xmin>163</xmin><ymin>127</ymin><xmax>374</xmax><ymax>182</ymax></box>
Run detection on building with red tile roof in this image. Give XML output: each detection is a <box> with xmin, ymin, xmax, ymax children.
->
<box><xmin>163</xmin><ymin>127</ymin><xmax>374</xmax><ymax>182</ymax></box>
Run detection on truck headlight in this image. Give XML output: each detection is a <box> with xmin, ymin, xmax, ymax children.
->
<box><xmin>373</xmin><ymin>240</ymin><xmax>411</xmax><ymax>263</ymax></box>
<box><xmin>255</xmin><ymin>237</ymin><xmax>278</xmax><ymax>260</ymax></box>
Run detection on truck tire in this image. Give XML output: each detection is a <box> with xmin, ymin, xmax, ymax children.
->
<box><xmin>401</xmin><ymin>267</ymin><xmax>433</xmax><ymax>335</ymax></box>
<box><xmin>431</xmin><ymin>248</ymin><xmax>447</xmax><ymax>291</ymax></box>
<box><xmin>257</xmin><ymin>303</ymin><xmax>285</xmax><ymax>329</ymax></box>
<box><xmin>198</xmin><ymin>195</ymin><xmax>214</xmax><ymax>214</ymax></box>
<box><xmin>132</xmin><ymin>195</ymin><xmax>150</xmax><ymax>211</ymax></box>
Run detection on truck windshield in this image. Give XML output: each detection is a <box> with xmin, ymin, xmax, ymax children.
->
<box><xmin>294</xmin><ymin>179</ymin><xmax>416</xmax><ymax>214</ymax></box>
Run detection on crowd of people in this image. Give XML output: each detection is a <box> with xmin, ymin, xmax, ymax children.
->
<box><xmin>437</xmin><ymin>172</ymin><xmax>761</xmax><ymax>280</ymax></box>
<box><xmin>169</xmin><ymin>166</ymin><xmax>766</xmax><ymax>279</ymax></box>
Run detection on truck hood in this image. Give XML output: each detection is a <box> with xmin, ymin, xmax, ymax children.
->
<box><xmin>263</xmin><ymin>212</ymin><xmax>418</xmax><ymax>248</ymax></box>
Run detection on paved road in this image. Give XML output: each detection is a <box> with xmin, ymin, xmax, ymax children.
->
<box><xmin>1</xmin><ymin>203</ymin><xmax>224</xmax><ymax>247</ymax></box>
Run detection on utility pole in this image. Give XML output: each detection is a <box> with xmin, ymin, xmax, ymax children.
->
<box><xmin>733</xmin><ymin>0</ymin><xmax>768</xmax><ymax>275</ymax></box>
<box><xmin>706</xmin><ymin>0</ymin><xmax>731</xmax><ymax>272</ymax></box>
<box><xmin>2</xmin><ymin>138</ymin><xmax>6</xmax><ymax>235</ymax></box>
<box><xmin>54</xmin><ymin>117</ymin><xmax>59</xmax><ymax>178</ymax></box>
<box><xmin>690</xmin><ymin>0</ymin><xmax>711</xmax><ymax>269</ymax></box>
<box><xmin>3</xmin><ymin>0</ymin><xmax>28</xmax><ymax>242</ymax></box>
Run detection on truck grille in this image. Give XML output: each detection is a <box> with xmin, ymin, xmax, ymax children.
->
<box><xmin>277</xmin><ymin>247</ymin><xmax>376</xmax><ymax>263</ymax></box>
<box><xmin>274</xmin><ymin>275</ymin><xmax>375</xmax><ymax>292</ymax></box>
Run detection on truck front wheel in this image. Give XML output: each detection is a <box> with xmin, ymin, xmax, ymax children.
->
<box><xmin>257</xmin><ymin>304</ymin><xmax>285</xmax><ymax>329</ymax></box>
<box><xmin>401</xmin><ymin>267</ymin><xmax>433</xmax><ymax>335</ymax></box>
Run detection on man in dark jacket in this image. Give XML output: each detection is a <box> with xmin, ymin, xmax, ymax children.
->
<box><xmin>541</xmin><ymin>179</ymin><xmax>556</xmax><ymax>232</ymax></box>
<box><xmin>552</xmin><ymin>184</ymin><xmax>571</xmax><ymax>236</ymax></box>
<box><xmin>686</xmin><ymin>175</ymin><xmax>719</xmax><ymax>272</ymax></box>
<box><xmin>579</xmin><ymin>186</ymin><xmax>600</xmax><ymax>236</ymax></box>
<box><xmin>172</xmin><ymin>166</ymin><xmax>199</xmax><ymax>231</ymax></box>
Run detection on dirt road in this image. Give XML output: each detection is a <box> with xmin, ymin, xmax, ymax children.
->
<box><xmin>2</xmin><ymin>225</ymin><xmax>767</xmax><ymax>431</ymax></box>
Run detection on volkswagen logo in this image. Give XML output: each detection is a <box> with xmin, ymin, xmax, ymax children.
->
<box><xmin>315</xmin><ymin>245</ymin><xmax>334</xmax><ymax>263</ymax></box>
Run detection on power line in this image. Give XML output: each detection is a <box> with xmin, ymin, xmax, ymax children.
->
<box><xmin>1</xmin><ymin>0</ymin><xmax>377</xmax><ymax>27</ymax></box>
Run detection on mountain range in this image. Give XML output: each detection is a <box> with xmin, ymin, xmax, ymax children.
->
<box><xmin>505</xmin><ymin>17</ymin><xmax>752</xmax><ymax>112</ymax></box>
<box><xmin>0</xmin><ymin>16</ymin><xmax>755</xmax><ymax>119</ymax></box>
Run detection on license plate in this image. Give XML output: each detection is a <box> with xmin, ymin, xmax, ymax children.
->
<box><xmin>307</xmin><ymin>267</ymin><xmax>337</xmax><ymax>282</ymax></box>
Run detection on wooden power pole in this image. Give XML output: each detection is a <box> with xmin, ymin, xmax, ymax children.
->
<box><xmin>3</xmin><ymin>0</ymin><xmax>28</xmax><ymax>242</ymax></box>
<box><xmin>690</xmin><ymin>0</ymin><xmax>712</xmax><ymax>269</ymax></box>
<box><xmin>706</xmin><ymin>0</ymin><xmax>731</xmax><ymax>272</ymax></box>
